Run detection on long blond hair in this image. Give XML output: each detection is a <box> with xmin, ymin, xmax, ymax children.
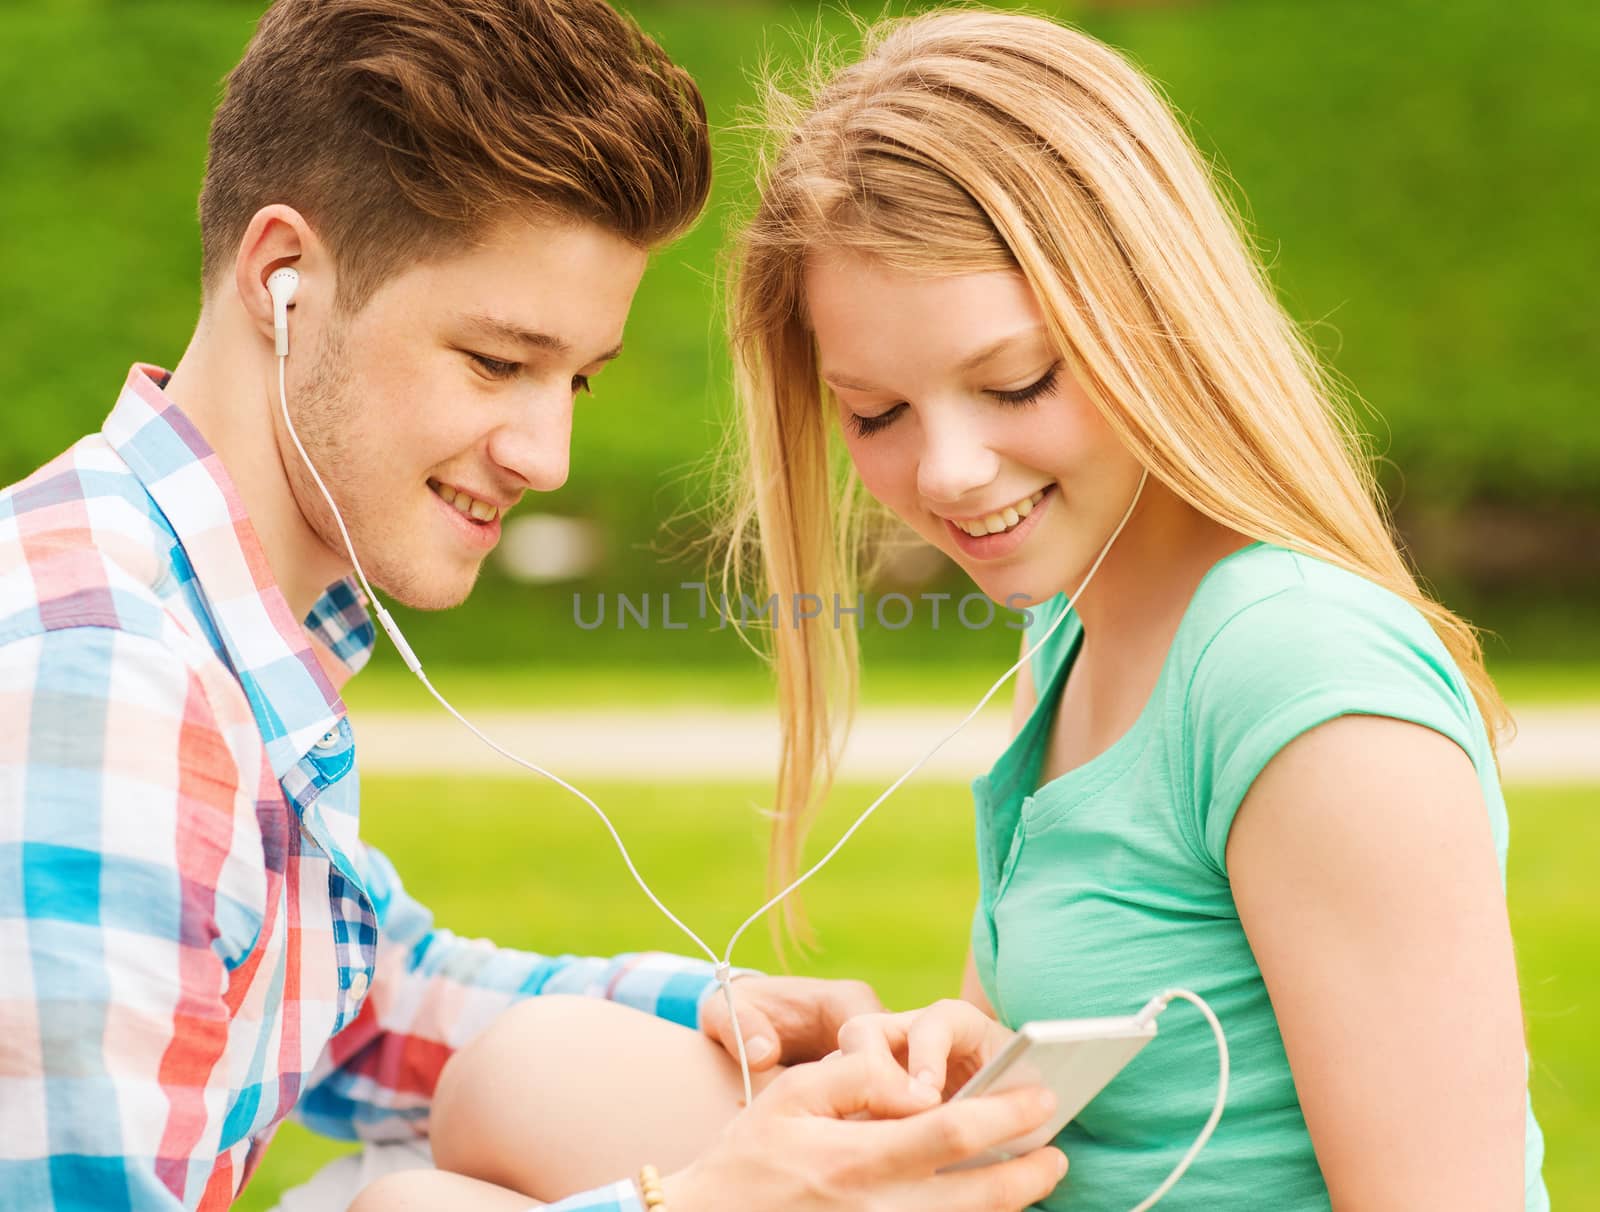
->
<box><xmin>722</xmin><ymin>8</ymin><xmax>1509</xmax><ymax>939</ymax></box>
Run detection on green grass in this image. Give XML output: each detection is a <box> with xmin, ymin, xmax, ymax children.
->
<box><xmin>1491</xmin><ymin>662</ymin><xmax>1600</xmax><ymax>707</ymax></box>
<box><xmin>343</xmin><ymin>658</ymin><xmax>1600</xmax><ymax>713</ymax></box>
<box><xmin>344</xmin><ymin>660</ymin><xmax>1022</xmax><ymax>711</ymax></box>
<box><xmin>2</xmin><ymin>0</ymin><xmax>1598</xmax><ymax>669</ymax></box>
<box><xmin>4</xmin><ymin>0</ymin><xmax>1598</xmax><ymax>509</ymax></box>
<box><xmin>1510</xmin><ymin>785</ymin><xmax>1600</xmax><ymax>1205</ymax></box>
<box><xmin>237</xmin><ymin>777</ymin><xmax>1597</xmax><ymax>1209</ymax></box>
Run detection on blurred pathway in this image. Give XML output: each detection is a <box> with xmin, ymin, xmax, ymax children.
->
<box><xmin>351</xmin><ymin>703</ymin><xmax>1598</xmax><ymax>785</ymax></box>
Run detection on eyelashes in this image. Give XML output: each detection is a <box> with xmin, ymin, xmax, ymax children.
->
<box><xmin>845</xmin><ymin>363</ymin><xmax>1060</xmax><ymax>439</ymax></box>
<box><xmin>847</xmin><ymin>402</ymin><xmax>906</xmax><ymax>438</ymax></box>
<box><xmin>993</xmin><ymin>364</ymin><xmax>1059</xmax><ymax>407</ymax></box>
<box><xmin>469</xmin><ymin>352</ymin><xmax>592</xmax><ymax>395</ymax></box>
<box><xmin>470</xmin><ymin>353</ymin><xmax>520</xmax><ymax>379</ymax></box>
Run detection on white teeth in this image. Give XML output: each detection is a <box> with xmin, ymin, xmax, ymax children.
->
<box><xmin>430</xmin><ymin>480</ymin><xmax>500</xmax><ymax>523</ymax></box>
<box><xmin>954</xmin><ymin>487</ymin><xmax>1048</xmax><ymax>538</ymax></box>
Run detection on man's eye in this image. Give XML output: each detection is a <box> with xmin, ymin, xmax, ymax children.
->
<box><xmin>470</xmin><ymin>353</ymin><xmax>520</xmax><ymax>379</ymax></box>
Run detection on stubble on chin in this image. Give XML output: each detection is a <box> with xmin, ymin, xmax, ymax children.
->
<box><xmin>380</xmin><ymin>556</ymin><xmax>483</xmax><ymax>612</ymax></box>
<box><xmin>283</xmin><ymin>320</ymin><xmax>494</xmax><ymax>616</ymax></box>
<box><xmin>279</xmin><ymin>320</ymin><xmax>439</xmax><ymax>611</ymax></box>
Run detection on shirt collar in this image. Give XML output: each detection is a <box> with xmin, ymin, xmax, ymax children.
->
<box><xmin>103</xmin><ymin>364</ymin><xmax>375</xmax><ymax>778</ymax></box>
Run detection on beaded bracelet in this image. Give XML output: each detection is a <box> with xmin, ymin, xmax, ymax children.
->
<box><xmin>638</xmin><ymin>1163</ymin><xmax>667</xmax><ymax>1209</ymax></box>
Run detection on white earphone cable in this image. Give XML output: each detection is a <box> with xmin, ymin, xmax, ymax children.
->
<box><xmin>275</xmin><ymin>343</ymin><xmax>1221</xmax><ymax>1202</ymax></box>
<box><xmin>1128</xmin><ymin>989</ymin><xmax>1230</xmax><ymax>1211</ymax></box>
<box><xmin>277</xmin><ymin>356</ymin><xmax>722</xmax><ymax>972</ymax></box>
<box><xmin>719</xmin><ymin>470</ymin><xmax>1146</xmax><ymax>965</ymax></box>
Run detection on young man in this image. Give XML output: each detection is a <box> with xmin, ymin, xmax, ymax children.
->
<box><xmin>0</xmin><ymin>2</ymin><xmax>1064</xmax><ymax>1209</ymax></box>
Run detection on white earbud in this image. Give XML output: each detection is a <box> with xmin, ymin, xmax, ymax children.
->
<box><xmin>266</xmin><ymin>266</ymin><xmax>299</xmax><ymax>357</ymax></box>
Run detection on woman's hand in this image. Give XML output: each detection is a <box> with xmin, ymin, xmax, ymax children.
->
<box><xmin>661</xmin><ymin>1050</ymin><xmax>1068</xmax><ymax>1212</ymax></box>
<box><xmin>700</xmin><ymin>975</ymin><xmax>885</xmax><ymax>1072</ymax></box>
<box><xmin>837</xmin><ymin>998</ymin><xmax>1017</xmax><ymax>1100</ymax></box>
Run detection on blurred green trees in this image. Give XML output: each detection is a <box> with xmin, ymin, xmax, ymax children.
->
<box><xmin>2</xmin><ymin>0</ymin><xmax>1594</xmax><ymax>666</ymax></box>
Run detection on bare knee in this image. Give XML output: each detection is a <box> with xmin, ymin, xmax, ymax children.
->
<box><xmin>430</xmin><ymin>994</ymin><xmax>753</xmax><ymax>1198</ymax></box>
<box><xmin>433</xmin><ymin>996</ymin><xmax>673</xmax><ymax>1190</ymax></box>
<box><xmin>346</xmin><ymin>1170</ymin><xmax>425</xmax><ymax>1212</ymax></box>
<box><xmin>346</xmin><ymin>1169</ymin><xmax>454</xmax><ymax>1212</ymax></box>
<box><xmin>433</xmin><ymin>997</ymin><xmax>628</xmax><ymax>1178</ymax></box>
<box><xmin>349</xmin><ymin>1168</ymin><xmax>545</xmax><ymax>1211</ymax></box>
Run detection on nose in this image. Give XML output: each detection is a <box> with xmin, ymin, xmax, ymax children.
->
<box><xmin>487</xmin><ymin>386</ymin><xmax>573</xmax><ymax>493</ymax></box>
<box><xmin>915</xmin><ymin>405</ymin><xmax>1001</xmax><ymax>510</ymax></box>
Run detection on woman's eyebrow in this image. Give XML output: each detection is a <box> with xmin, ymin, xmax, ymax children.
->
<box><xmin>954</xmin><ymin>327</ymin><xmax>1048</xmax><ymax>373</ymax></box>
<box><xmin>822</xmin><ymin>369</ymin><xmax>879</xmax><ymax>392</ymax></box>
<box><xmin>823</xmin><ymin>326</ymin><xmax>1048</xmax><ymax>392</ymax></box>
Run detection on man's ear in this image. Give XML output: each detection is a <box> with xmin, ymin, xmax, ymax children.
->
<box><xmin>232</xmin><ymin>205</ymin><xmax>330</xmax><ymax>350</ymax></box>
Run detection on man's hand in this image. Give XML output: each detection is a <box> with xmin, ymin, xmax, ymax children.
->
<box><xmin>700</xmin><ymin>975</ymin><xmax>884</xmax><ymax>1072</ymax></box>
<box><xmin>662</xmin><ymin>1051</ymin><xmax>1068</xmax><ymax>1211</ymax></box>
<box><xmin>838</xmin><ymin>998</ymin><xmax>1017</xmax><ymax>1099</ymax></box>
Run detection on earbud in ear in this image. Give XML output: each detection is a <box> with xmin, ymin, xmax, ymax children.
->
<box><xmin>266</xmin><ymin>266</ymin><xmax>300</xmax><ymax>357</ymax></box>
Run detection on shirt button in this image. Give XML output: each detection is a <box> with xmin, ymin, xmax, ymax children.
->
<box><xmin>315</xmin><ymin>729</ymin><xmax>340</xmax><ymax>750</ymax></box>
<box><xmin>348</xmin><ymin>971</ymin><xmax>369</xmax><ymax>1000</ymax></box>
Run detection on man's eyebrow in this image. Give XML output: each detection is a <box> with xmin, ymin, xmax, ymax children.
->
<box><xmin>823</xmin><ymin>327</ymin><xmax>1048</xmax><ymax>393</ymax></box>
<box><xmin>459</xmin><ymin>313</ymin><xmax>623</xmax><ymax>364</ymax></box>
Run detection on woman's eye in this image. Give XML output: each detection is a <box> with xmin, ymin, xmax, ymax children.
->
<box><xmin>470</xmin><ymin>353</ymin><xmax>521</xmax><ymax>380</ymax></box>
<box><xmin>991</xmin><ymin>364</ymin><xmax>1060</xmax><ymax>406</ymax></box>
<box><xmin>844</xmin><ymin>365</ymin><xmax>1060</xmax><ymax>437</ymax></box>
<box><xmin>572</xmin><ymin>374</ymin><xmax>593</xmax><ymax>396</ymax></box>
<box><xmin>846</xmin><ymin>402</ymin><xmax>906</xmax><ymax>438</ymax></box>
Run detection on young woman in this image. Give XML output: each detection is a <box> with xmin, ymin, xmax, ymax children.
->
<box><xmin>718</xmin><ymin>8</ymin><xmax>1549</xmax><ymax>1210</ymax></box>
<box><xmin>415</xmin><ymin>9</ymin><xmax>1546</xmax><ymax>1210</ymax></box>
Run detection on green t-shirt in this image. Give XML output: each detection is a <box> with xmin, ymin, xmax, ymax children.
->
<box><xmin>969</xmin><ymin>541</ymin><xmax>1548</xmax><ymax>1210</ymax></box>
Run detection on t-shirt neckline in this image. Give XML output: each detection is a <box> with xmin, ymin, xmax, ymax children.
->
<box><xmin>1007</xmin><ymin>539</ymin><xmax>1271</xmax><ymax>810</ymax></box>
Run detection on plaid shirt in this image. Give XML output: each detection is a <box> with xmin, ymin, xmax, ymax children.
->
<box><xmin>0</xmin><ymin>365</ymin><xmax>717</xmax><ymax>1211</ymax></box>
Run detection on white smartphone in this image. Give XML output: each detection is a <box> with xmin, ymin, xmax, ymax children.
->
<box><xmin>941</xmin><ymin>1014</ymin><xmax>1159</xmax><ymax>1170</ymax></box>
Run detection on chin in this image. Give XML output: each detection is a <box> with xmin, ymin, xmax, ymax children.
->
<box><xmin>394</xmin><ymin>580</ymin><xmax>479</xmax><ymax>612</ymax></box>
<box><xmin>970</xmin><ymin>579</ymin><xmax>1037</xmax><ymax>613</ymax></box>
<box><xmin>374</xmin><ymin>561</ymin><xmax>482</xmax><ymax>613</ymax></box>
<box><xmin>949</xmin><ymin>560</ymin><xmax>1040</xmax><ymax>607</ymax></box>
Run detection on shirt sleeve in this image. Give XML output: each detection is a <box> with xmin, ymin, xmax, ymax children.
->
<box><xmin>542</xmin><ymin>1180</ymin><xmax>647</xmax><ymax>1212</ymax></box>
<box><xmin>293</xmin><ymin>847</ymin><xmax>722</xmax><ymax>1141</ymax></box>
<box><xmin>0</xmin><ymin>627</ymin><xmax>264</xmax><ymax>1209</ymax></box>
<box><xmin>1180</xmin><ymin>584</ymin><xmax>1482</xmax><ymax>877</ymax></box>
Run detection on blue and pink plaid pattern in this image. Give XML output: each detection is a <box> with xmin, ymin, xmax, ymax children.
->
<box><xmin>0</xmin><ymin>365</ymin><xmax>714</xmax><ymax>1211</ymax></box>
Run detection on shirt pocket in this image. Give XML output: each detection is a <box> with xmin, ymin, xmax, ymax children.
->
<box><xmin>289</xmin><ymin>721</ymin><xmax>377</xmax><ymax>1036</ymax></box>
<box><xmin>326</xmin><ymin>864</ymin><xmax>377</xmax><ymax>1034</ymax></box>
<box><xmin>290</xmin><ymin>826</ymin><xmax>377</xmax><ymax>1038</ymax></box>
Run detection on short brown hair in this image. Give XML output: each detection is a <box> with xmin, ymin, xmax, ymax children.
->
<box><xmin>199</xmin><ymin>0</ymin><xmax>710</xmax><ymax>307</ymax></box>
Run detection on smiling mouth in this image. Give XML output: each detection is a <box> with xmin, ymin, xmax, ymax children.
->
<box><xmin>428</xmin><ymin>478</ymin><xmax>502</xmax><ymax>524</ymax></box>
<box><xmin>946</xmin><ymin>486</ymin><xmax>1051</xmax><ymax>538</ymax></box>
